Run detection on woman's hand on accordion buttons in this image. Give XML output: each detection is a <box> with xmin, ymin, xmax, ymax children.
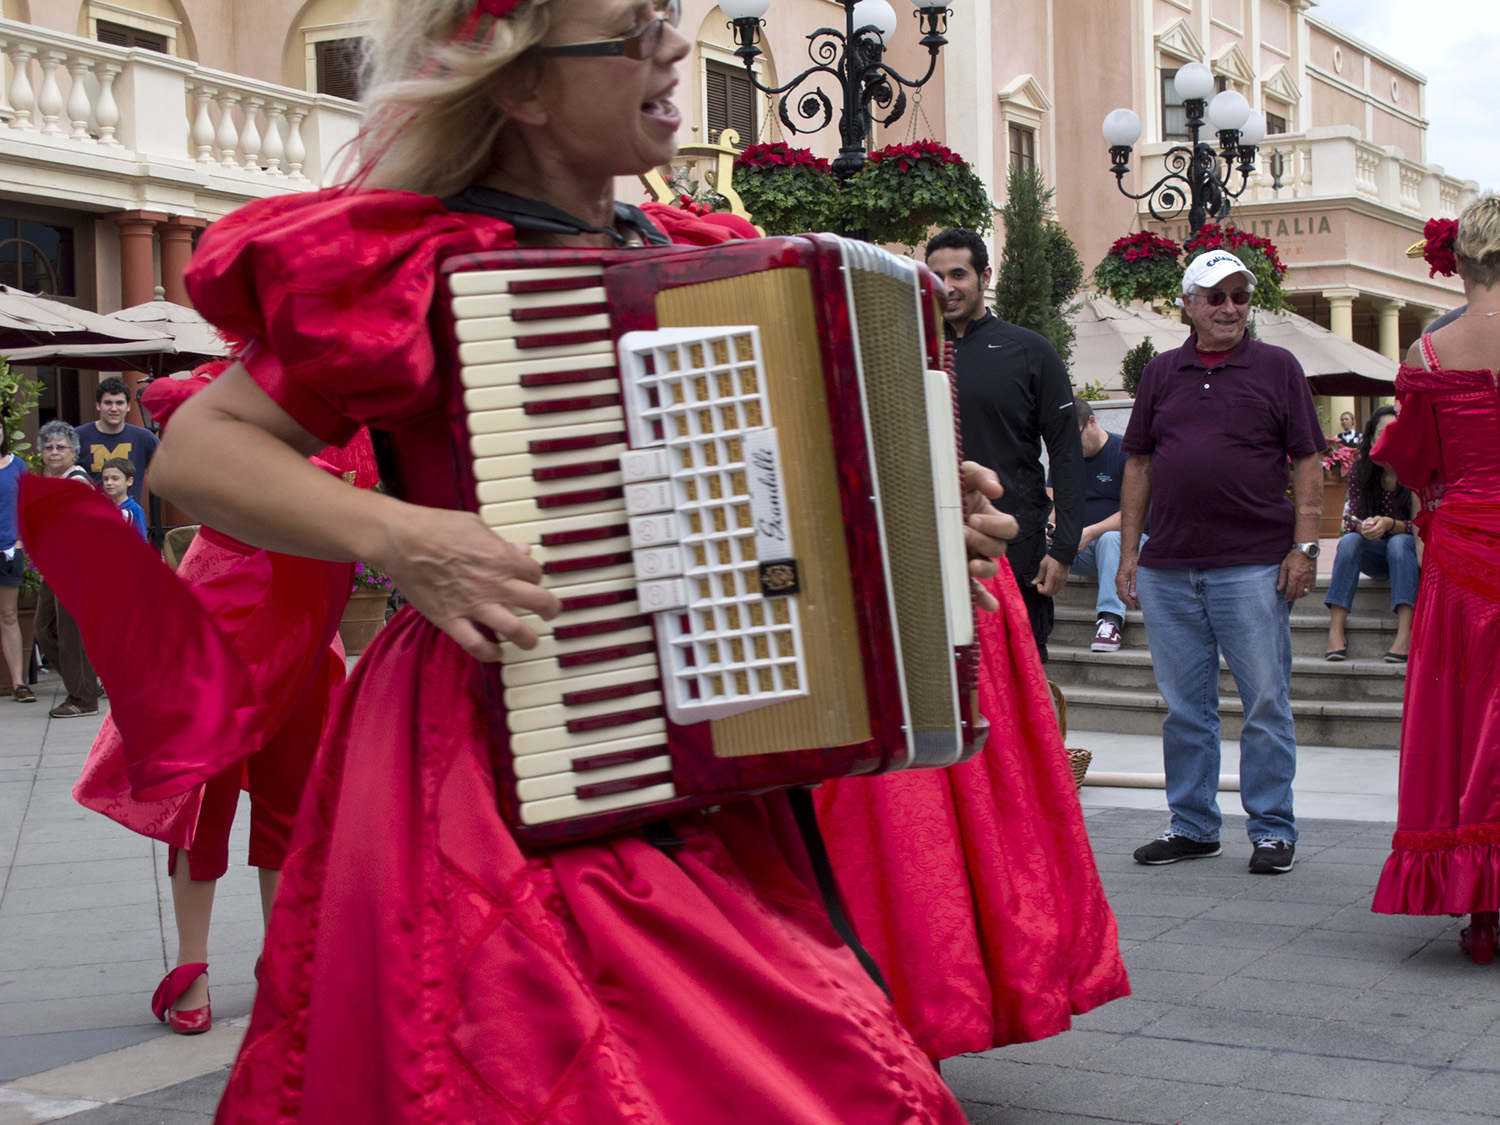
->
<box><xmin>961</xmin><ymin>460</ymin><xmax>1018</xmax><ymax>612</ymax></box>
<box><xmin>381</xmin><ymin>508</ymin><xmax>561</xmax><ymax>661</ymax></box>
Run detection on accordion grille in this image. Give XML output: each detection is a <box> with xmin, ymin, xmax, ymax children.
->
<box><xmin>847</xmin><ymin>267</ymin><xmax>957</xmax><ymax>740</ymax></box>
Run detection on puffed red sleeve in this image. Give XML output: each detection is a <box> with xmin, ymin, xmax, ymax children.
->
<box><xmin>1374</xmin><ymin>367</ymin><xmax>1445</xmax><ymax>494</ymax></box>
<box><xmin>185</xmin><ymin>189</ymin><xmax>517</xmax><ymax>446</ymax></box>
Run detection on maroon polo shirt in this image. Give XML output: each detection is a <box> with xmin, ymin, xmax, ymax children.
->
<box><xmin>1122</xmin><ymin>333</ymin><xmax>1325</xmax><ymax>569</ymax></box>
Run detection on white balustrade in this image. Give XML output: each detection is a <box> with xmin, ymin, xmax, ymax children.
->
<box><xmin>1136</xmin><ymin>127</ymin><xmax>1475</xmax><ymax>224</ymax></box>
<box><xmin>0</xmin><ymin>17</ymin><xmax>361</xmax><ymax>196</ymax></box>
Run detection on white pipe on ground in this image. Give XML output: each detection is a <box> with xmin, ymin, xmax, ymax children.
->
<box><xmin>1082</xmin><ymin>772</ymin><xmax>1242</xmax><ymax>792</ymax></box>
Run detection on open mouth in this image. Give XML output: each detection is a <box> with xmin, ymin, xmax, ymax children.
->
<box><xmin>642</xmin><ymin>96</ymin><xmax>681</xmax><ymax>129</ymax></box>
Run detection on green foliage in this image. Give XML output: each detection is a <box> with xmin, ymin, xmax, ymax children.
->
<box><xmin>730</xmin><ymin>161</ymin><xmax>844</xmax><ymax>236</ymax></box>
<box><xmin>1091</xmin><ymin>231</ymin><xmax>1183</xmax><ymax>306</ymax></box>
<box><xmin>1120</xmin><ymin>336</ymin><xmax>1157</xmax><ymax>399</ymax></box>
<box><xmin>0</xmin><ymin>357</ymin><xmax>42</xmax><ymax>466</ymax></box>
<box><xmin>1075</xmin><ymin>379</ymin><xmax>1110</xmax><ymax>401</ymax></box>
<box><xmin>20</xmin><ymin>557</ymin><xmax>41</xmax><ymax>598</ymax></box>
<box><xmin>993</xmin><ymin>163</ymin><xmax>1073</xmax><ymax>364</ymax></box>
<box><xmin>1045</xmin><ymin>223</ymin><xmax>1084</xmax><ymax>310</ymax></box>
<box><xmin>842</xmin><ymin>141</ymin><xmax>993</xmax><ymax>248</ymax></box>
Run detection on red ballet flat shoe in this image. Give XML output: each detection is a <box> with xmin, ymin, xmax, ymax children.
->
<box><xmin>150</xmin><ymin>962</ymin><xmax>212</xmax><ymax>1034</ymax></box>
<box><xmin>1459</xmin><ymin>916</ymin><xmax>1498</xmax><ymax>965</ymax></box>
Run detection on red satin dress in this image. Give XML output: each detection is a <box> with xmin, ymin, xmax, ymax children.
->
<box><xmin>179</xmin><ymin>190</ymin><xmax>964</xmax><ymax>1125</ymax></box>
<box><xmin>35</xmin><ymin>372</ymin><xmax>357</xmax><ymax>881</ymax></box>
<box><xmin>1372</xmin><ymin>336</ymin><xmax>1500</xmax><ymax>915</ymax></box>
<box><xmin>815</xmin><ymin>566</ymin><xmax>1129</xmax><ymax>1059</ymax></box>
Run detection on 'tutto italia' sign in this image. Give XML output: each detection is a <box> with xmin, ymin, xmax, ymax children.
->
<box><xmin>1154</xmin><ymin>215</ymin><xmax>1335</xmax><ymax>241</ymax></box>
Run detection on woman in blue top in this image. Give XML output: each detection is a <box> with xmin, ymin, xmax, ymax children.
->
<box><xmin>0</xmin><ymin>421</ymin><xmax>32</xmax><ymax>702</ymax></box>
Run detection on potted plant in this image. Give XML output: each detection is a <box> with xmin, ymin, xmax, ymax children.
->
<box><xmin>843</xmin><ymin>140</ymin><xmax>993</xmax><ymax>248</ymax></box>
<box><xmin>730</xmin><ymin>142</ymin><xmax>843</xmax><ymax>236</ymax></box>
<box><xmin>1091</xmin><ymin>231</ymin><xmax>1183</xmax><ymax>306</ymax></box>
<box><xmin>1320</xmin><ymin>440</ymin><xmax>1359</xmax><ymax>539</ymax></box>
<box><xmin>340</xmin><ymin>561</ymin><xmax>395</xmax><ymax>657</ymax></box>
<box><xmin>1183</xmin><ymin>223</ymin><xmax>1289</xmax><ymax>312</ymax></box>
<box><xmin>1</xmin><ymin>357</ymin><xmax>43</xmax><ymax>467</ymax></box>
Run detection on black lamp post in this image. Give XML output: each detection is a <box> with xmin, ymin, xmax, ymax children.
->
<box><xmin>720</xmin><ymin>0</ymin><xmax>955</xmax><ymax>181</ymax></box>
<box><xmin>1101</xmin><ymin>61</ymin><xmax>1266</xmax><ymax>235</ymax></box>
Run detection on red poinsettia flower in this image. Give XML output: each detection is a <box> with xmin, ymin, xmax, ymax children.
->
<box><xmin>866</xmin><ymin>139</ymin><xmax>966</xmax><ymax>172</ymax></box>
<box><xmin>1422</xmin><ymin>217</ymin><xmax>1458</xmax><ymax>278</ymax></box>
<box><xmin>1106</xmin><ymin>230</ymin><xmax>1180</xmax><ymax>261</ymax></box>
<box><xmin>735</xmin><ymin>142</ymin><xmax>832</xmax><ymax>173</ymax></box>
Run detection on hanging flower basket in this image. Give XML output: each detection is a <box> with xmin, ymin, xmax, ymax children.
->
<box><xmin>1183</xmin><ymin>223</ymin><xmax>1289</xmax><ymax>311</ymax></box>
<box><xmin>731</xmin><ymin>143</ymin><xmax>843</xmax><ymax>236</ymax></box>
<box><xmin>843</xmin><ymin>140</ymin><xmax>993</xmax><ymax>248</ymax></box>
<box><xmin>1091</xmin><ymin>231</ymin><xmax>1183</xmax><ymax>306</ymax></box>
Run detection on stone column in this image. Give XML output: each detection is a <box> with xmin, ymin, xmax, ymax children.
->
<box><xmin>105</xmin><ymin>210</ymin><xmax>168</xmax><ymax>425</ymax></box>
<box><xmin>1322</xmin><ymin>288</ymin><xmax>1360</xmax><ymax>340</ymax></box>
<box><xmin>1374</xmin><ymin>298</ymin><xmax>1406</xmax><ymax>361</ymax></box>
<box><xmin>159</xmin><ymin>216</ymin><xmax>208</xmax><ymax>306</ymax></box>
<box><xmin>1417</xmin><ymin>307</ymin><xmax>1442</xmax><ymax>332</ymax></box>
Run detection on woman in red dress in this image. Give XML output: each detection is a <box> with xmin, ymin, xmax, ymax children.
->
<box><xmin>816</xmin><ymin>564</ymin><xmax>1129</xmax><ymax>1059</ymax></box>
<box><xmin>1371</xmin><ymin>194</ymin><xmax>1500</xmax><ymax>963</ymax></box>
<box><xmin>140</xmin><ymin>0</ymin><xmax>1011</xmax><ymax>1121</ymax></box>
<box><xmin>60</xmin><ymin>368</ymin><xmax>368</xmax><ymax>1034</ymax></box>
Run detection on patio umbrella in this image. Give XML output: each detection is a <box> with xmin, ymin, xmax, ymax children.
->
<box><xmin>1066</xmin><ymin>295</ymin><xmax>1190</xmax><ymax>391</ymax></box>
<box><xmin>0</xmin><ymin>291</ymin><xmax>228</xmax><ymax>377</ymax></box>
<box><xmin>1249</xmin><ymin>308</ymin><xmax>1398</xmax><ymax>396</ymax></box>
<box><xmin>0</xmin><ymin>291</ymin><xmax>225</xmax><ymax>379</ymax></box>
<box><xmin>0</xmin><ymin>285</ymin><xmax>172</xmax><ymax>352</ymax></box>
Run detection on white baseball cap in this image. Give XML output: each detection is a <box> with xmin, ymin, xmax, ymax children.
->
<box><xmin>1181</xmin><ymin>250</ymin><xmax>1256</xmax><ymax>295</ymax></box>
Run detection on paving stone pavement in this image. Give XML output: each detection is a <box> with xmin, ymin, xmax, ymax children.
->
<box><xmin>6</xmin><ymin>672</ymin><xmax>1498</xmax><ymax>1123</ymax></box>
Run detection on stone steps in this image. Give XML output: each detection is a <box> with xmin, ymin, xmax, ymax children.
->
<box><xmin>1046</xmin><ymin>574</ymin><xmax>1405</xmax><ymax>750</ymax></box>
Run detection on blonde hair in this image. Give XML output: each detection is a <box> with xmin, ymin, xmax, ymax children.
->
<box><xmin>1455</xmin><ymin>192</ymin><xmax>1500</xmax><ymax>287</ymax></box>
<box><xmin>352</xmin><ymin>0</ymin><xmax>557</xmax><ymax>196</ymax></box>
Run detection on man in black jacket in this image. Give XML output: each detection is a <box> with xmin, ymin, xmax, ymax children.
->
<box><xmin>925</xmin><ymin>228</ymin><xmax>1084</xmax><ymax>661</ymax></box>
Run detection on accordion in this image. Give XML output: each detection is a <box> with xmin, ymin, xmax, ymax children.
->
<box><xmin>432</xmin><ymin>235</ymin><xmax>986</xmax><ymax>844</ymax></box>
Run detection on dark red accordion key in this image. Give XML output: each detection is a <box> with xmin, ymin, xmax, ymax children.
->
<box><xmin>558</xmin><ymin>640</ymin><xmax>656</xmax><ymax>668</ymax></box>
<box><xmin>512</xmin><ymin>302</ymin><xmax>608</xmax><ymax>322</ymax></box>
<box><xmin>561</xmin><ymin>678</ymin><xmax>660</xmax><ymax>707</ymax></box>
<box><xmin>524</xmin><ymin>393</ymin><xmax>622</xmax><ymax>416</ymax></box>
<box><xmin>575</xmin><ymin>770</ymin><xmax>674</xmax><ymax>800</ymax></box>
<box><xmin>530</xmin><ymin>431</ymin><xmax>625</xmax><ymax>454</ymax></box>
<box><xmin>515</xmin><ymin>328</ymin><xmax>611</xmax><ymax>350</ymax></box>
<box><xmin>540</xmin><ymin>523</ymin><xmax>628</xmax><ymax>547</ymax></box>
<box><xmin>533</xmin><ymin>459</ymin><xmax>620</xmax><ymax>482</ymax></box>
<box><xmin>566</xmin><ymin>705</ymin><xmax>663</xmax><ymax>734</ymax></box>
<box><xmin>536</xmin><ymin>485</ymin><xmax>624</xmax><ymax>509</ymax></box>
<box><xmin>521</xmin><ymin>366</ymin><xmax>620</xmax><ymax>388</ymax></box>
<box><xmin>554</xmin><ymin>614</ymin><xmax>651</xmax><ymax>641</ymax></box>
<box><xmin>572</xmin><ymin>744</ymin><xmax>669</xmax><ymax>773</ymax></box>
<box><xmin>542</xmin><ymin>550</ymin><xmax>632</xmax><ymax>575</ymax></box>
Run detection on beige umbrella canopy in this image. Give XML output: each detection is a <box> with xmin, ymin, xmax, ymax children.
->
<box><xmin>0</xmin><ymin>285</ymin><xmax>171</xmax><ymax>352</ymax></box>
<box><xmin>1066</xmin><ymin>295</ymin><xmax>1397</xmax><ymax>397</ymax></box>
<box><xmin>1066</xmin><ymin>295</ymin><xmax>1190</xmax><ymax>393</ymax></box>
<box><xmin>1248</xmin><ymin>308</ymin><xmax>1397</xmax><ymax>396</ymax></box>
<box><xmin>1</xmin><ymin>289</ymin><xmax>230</xmax><ymax>377</ymax></box>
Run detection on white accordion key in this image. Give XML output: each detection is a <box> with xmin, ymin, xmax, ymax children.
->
<box><xmin>501</xmin><ymin>648</ymin><xmax>658</xmax><ymax>689</ymax></box>
<box><xmin>628</xmin><ymin>512</ymin><xmax>682</xmax><ymax>547</ymax></box>
<box><xmin>518</xmin><ymin>781</ymin><xmax>679</xmax><ymax>826</ymax></box>
<box><xmin>473</xmin><ymin>443</ymin><xmax>627</xmax><ymax>483</ymax></box>
<box><xmin>624</xmin><ymin>480</ymin><xmax>674</xmax><ymax>514</ymax></box>
<box><xmin>467</xmin><ymin>402</ymin><xmax>624</xmax><ymax>435</ymax></box>
<box><xmin>450</xmin><ymin>285</ymin><xmax>606</xmax><ymax>321</ymax></box>
<box><xmin>512</xmin><ymin>732</ymin><xmax>671</xmax><ymax>779</ymax></box>
<box><xmin>472</xmin><ymin>420</ymin><xmax>624</xmax><ymax>459</ymax></box>
<box><xmin>460</xmin><ymin>352</ymin><xmax>615</xmax><ymax>391</ymax></box>
<box><xmin>620</xmin><ymin>447</ymin><xmax>672</xmax><ymax>481</ymax></box>
<box><xmin>459</xmin><ymin>334</ymin><xmax>613</xmax><ymax>367</ymax></box>
<box><xmin>511</xmin><ymin>715</ymin><xmax>666</xmax><ymax>757</ymax></box>
<box><xmin>464</xmin><ymin>377</ymin><xmax>620</xmax><ymax>417</ymax></box>
<box><xmin>448</xmin><ymin>264</ymin><xmax>601</xmax><ymax>297</ymax></box>
<box><xmin>632</xmin><ymin>546</ymin><xmax>684</xmax><ymax>579</ymax></box>
<box><xmin>503</xmin><ymin>665</ymin><xmax>658</xmax><ymax>711</ymax></box>
<box><xmin>516</xmin><ymin>755</ymin><xmax>673</xmax><ymax>802</ymax></box>
<box><xmin>507</xmin><ymin>690</ymin><xmax>665</xmax><ymax>734</ymax></box>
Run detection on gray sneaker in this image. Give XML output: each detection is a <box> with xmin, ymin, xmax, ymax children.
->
<box><xmin>1248</xmin><ymin>839</ymin><xmax>1295</xmax><ymax>874</ymax></box>
<box><xmin>1133</xmin><ymin>833</ymin><xmax>1222</xmax><ymax>865</ymax></box>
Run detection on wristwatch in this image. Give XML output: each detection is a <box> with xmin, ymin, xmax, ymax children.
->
<box><xmin>1293</xmin><ymin>541</ymin><xmax>1320</xmax><ymax>559</ymax></box>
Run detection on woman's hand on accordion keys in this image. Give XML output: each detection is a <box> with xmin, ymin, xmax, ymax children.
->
<box><xmin>961</xmin><ymin>461</ymin><xmax>1018</xmax><ymax>612</ymax></box>
<box><xmin>380</xmin><ymin>508</ymin><xmax>562</xmax><ymax>661</ymax></box>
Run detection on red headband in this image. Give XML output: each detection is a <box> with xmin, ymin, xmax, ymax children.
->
<box><xmin>478</xmin><ymin>0</ymin><xmax>525</xmax><ymax>15</ymax></box>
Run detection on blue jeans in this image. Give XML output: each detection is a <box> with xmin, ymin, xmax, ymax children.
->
<box><xmin>1324</xmin><ymin>532</ymin><xmax>1419</xmax><ymax>612</ymax></box>
<box><xmin>1136</xmin><ymin>564</ymin><xmax>1297</xmax><ymax>846</ymax></box>
<box><xmin>1071</xmin><ymin>531</ymin><xmax>1146</xmax><ymax>620</ymax></box>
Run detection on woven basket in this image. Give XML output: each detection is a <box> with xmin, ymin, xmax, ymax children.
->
<box><xmin>1048</xmin><ymin>680</ymin><xmax>1092</xmax><ymax>790</ymax></box>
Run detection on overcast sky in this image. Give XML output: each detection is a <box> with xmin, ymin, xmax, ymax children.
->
<box><xmin>1312</xmin><ymin>0</ymin><xmax>1499</xmax><ymax>193</ymax></box>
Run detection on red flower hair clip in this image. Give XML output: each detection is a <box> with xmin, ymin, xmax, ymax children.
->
<box><xmin>1417</xmin><ymin>217</ymin><xmax>1458</xmax><ymax>278</ymax></box>
<box><xmin>477</xmin><ymin>0</ymin><xmax>525</xmax><ymax>16</ymax></box>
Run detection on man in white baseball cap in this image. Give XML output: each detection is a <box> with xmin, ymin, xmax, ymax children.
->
<box><xmin>1115</xmin><ymin>248</ymin><xmax>1326</xmax><ymax>877</ymax></box>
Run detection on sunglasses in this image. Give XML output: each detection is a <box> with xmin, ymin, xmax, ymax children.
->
<box><xmin>1199</xmin><ymin>290</ymin><xmax>1251</xmax><ymax>307</ymax></box>
<box><xmin>536</xmin><ymin>0</ymin><xmax>680</xmax><ymax>60</ymax></box>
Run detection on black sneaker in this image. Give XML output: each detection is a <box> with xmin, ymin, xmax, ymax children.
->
<box><xmin>1133</xmin><ymin>833</ymin><xmax>1222</xmax><ymax>865</ymax></box>
<box><xmin>1248</xmin><ymin>839</ymin><xmax>1295</xmax><ymax>874</ymax></box>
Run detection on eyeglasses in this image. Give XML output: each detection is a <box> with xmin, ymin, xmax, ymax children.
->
<box><xmin>1199</xmin><ymin>290</ymin><xmax>1251</xmax><ymax>307</ymax></box>
<box><xmin>536</xmin><ymin>0</ymin><xmax>680</xmax><ymax>60</ymax></box>
<box><xmin>41</xmin><ymin>443</ymin><xmax>73</xmax><ymax>452</ymax></box>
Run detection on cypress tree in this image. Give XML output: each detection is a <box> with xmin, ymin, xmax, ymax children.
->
<box><xmin>993</xmin><ymin>163</ymin><xmax>1074</xmax><ymax>364</ymax></box>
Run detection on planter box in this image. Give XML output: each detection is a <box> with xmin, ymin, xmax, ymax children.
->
<box><xmin>339</xmin><ymin>589</ymin><xmax>390</xmax><ymax>657</ymax></box>
<box><xmin>1322</xmin><ymin>475</ymin><xmax>1349</xmax><ymax>540</ymax></box>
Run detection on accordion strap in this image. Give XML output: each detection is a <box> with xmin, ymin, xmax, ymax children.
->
<box><xmin>786</xmin><ymin>787</ymin><xmax>892</xmax><ymax>1000</ymax></box>
<box><xmin>442</xmin><ymin>186</ymin><xmax>671</xmax><ymax>247</ymax></box>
